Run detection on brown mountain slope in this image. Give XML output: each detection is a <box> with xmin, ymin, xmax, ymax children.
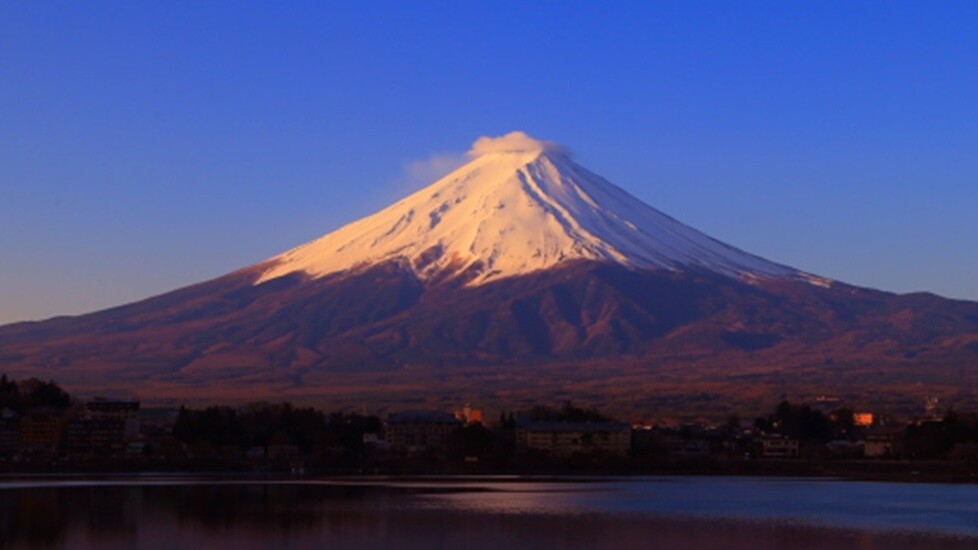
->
<box><xmin>2</xmin><ymin>260</ymin><xmax>978</xmax><ymax>416</ymax></box>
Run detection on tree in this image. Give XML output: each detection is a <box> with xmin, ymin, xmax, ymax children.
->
<box><xmin>20</xmin><ymin>378</ymin><xmax>71</xmax><ymax>410</ymax></box>
<box><xmin>0</xmin><ymin>374</ymin><xmax>21</xmax><ymax>412</ymax></box>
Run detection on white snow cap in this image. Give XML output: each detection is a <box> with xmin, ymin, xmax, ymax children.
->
<box><xmin>468</xmin><ymin>131</ymin><xmax>569</xmax><ymax>157</ymax></box>
<box><xmin>257</xmin><ymin>132</ymin><xmax>824</xmax><ymax>288</ymax></box>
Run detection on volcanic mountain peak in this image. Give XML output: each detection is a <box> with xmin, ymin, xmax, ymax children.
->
<box><xmin>10</xmin><ymin>132</ymin><xmax>978</xmax><ymax>413</ymax></box>
<box><xmin>257</xmin><ymin>132</ymin><xmax>815</xmax><ymax>286</ymax></box>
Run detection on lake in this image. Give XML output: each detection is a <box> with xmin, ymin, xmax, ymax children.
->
<box><xmin>1</xmin><ymin>476</ymin><xmax>977</xmax><ymax>548</ymax></box>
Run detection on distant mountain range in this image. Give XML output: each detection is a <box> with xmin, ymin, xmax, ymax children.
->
<box><xmin>3</xmin><ymin>132</ymin><xmax>977</xmax><ymax>416</ymax></box>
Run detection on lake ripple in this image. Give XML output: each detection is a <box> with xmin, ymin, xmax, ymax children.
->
<box><xmin>1</xmin><ymin>476</ymin><xmax>977</xmax><ymax>549</ymax></box>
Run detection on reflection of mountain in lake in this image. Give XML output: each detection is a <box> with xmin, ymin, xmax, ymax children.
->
<box><xmin>1</xmin><ymin>478</ymin><xmax>976</xmax><ymax>549</ymax></box>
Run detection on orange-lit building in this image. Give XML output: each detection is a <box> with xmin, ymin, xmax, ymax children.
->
<box><xmin>454</xmin><ymin>405</ymin><xmax>483</xmax><ymax>425</ymax></box>
<box><xmin>854</xmin><ymin>412</ymin><xmax>874</xmax><ymax>427</ymax></box>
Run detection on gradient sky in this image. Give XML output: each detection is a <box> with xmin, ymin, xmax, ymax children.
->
<box><xmin>2</xmin><ymin>2</ymin><xmax>977</xmax><ymax>325</ymax></box>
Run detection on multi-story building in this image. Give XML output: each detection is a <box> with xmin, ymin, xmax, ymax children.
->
<box><xmin>19</xmin><ymin>409</ymin><xmax>64</xmax><ymax>456</ymax></box>
<box><xmin>516</xmin><ymin>422</ymin><xmax>631</xmax><ymax>457</ymax></box>
<box><xmin>0</xmin><ymin>410</ymin><xmax>20</xmax><ymax>456</ymax></box>
<box><xmin>86</xmin><ymin>398</ymin><xmax>140</xmax><ymax>420</ymax></box>
<box><xmin>87</xmin><ymin>398</ymin><xmax>140</xmax><ymax>440</ymax></box>
<box><xmin>385</xmin><ymin>412</ymin><xmax>460</xmax><ymax>454</ymax></box>
<box><xmin>65</xmin><ymin>417</ymin><xmax>128</xmax><ymax>457</ymax></box>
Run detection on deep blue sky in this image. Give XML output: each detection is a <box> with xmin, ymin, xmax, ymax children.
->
<box><xmin>2</xmin><ymin>2</ymin><xmax>977</xmax><ymax>324</ymax></box>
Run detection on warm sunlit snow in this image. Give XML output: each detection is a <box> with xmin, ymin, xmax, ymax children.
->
<box><xmin>257</xmin><ymin>132</ymin><xmax>818</xmax><ymax>286</ymax></box>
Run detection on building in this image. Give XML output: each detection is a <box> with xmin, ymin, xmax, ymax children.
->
<box><xmin>87</xmin><ymin>398</ymin><xmax>140</xmax><ymax>440</ymax></box>
<box><xmin>826</xmin><ymin>440</ymin><xmax>864</xmax><ymax>458</ymax></box>
<box><xmin>864</xmin><ymin>435</ymin><xmax>894</xmax><ymax>458</ymax></box>
<box><xmin>516</xmin><ymin>422</ymin><xmax>631</xmax><ymax>457</ymax></box>
<box><xmin>454</xmin><ymin>405</ymin><xmax>483</xmax><ymax>426</ymax></box>
<box><xmin>761</xmin><ymin>435</ymin><xmax>799</xmax><ymax>458</ymax></box>
<box><xmin>863</xmin><ymin>426</ymin><xmax>904</xmax><ymax>458</ymax></box>
<box><xmin>362</xmin><ymin>432</ymin><xmax>386</xmax><ymax>449</ymax></box>
<box><xmin>64</xmin><ymin>417</ymin><xmax>127</xmax><ymax>457</ymax></box>
<box><xmin>853</xmin><ymin>412</ymin><xmax>874</xmax><ymax>427</ymax></box>
<box><xmin>0</xmin><ymin>410</ymin><xmax>20</xmax><ymax>456</ymax></box>
<box><xmin>925</xmin><ymin>396</ymin><xmax>941</xmax><ymax>420</ymax></box>
<box><xmin>673</xmin><ymin>439</ymin><xmax>711</xmax><ymax>458</ymax></box>
<box><xmin>138</xmin><ymin>408</ymin><xmax>179</xmax><ymax>437</ymax></box>
<box><xmin>19</xmin><ymin>409</ymin><xmax>64</xmax><ymax>456</ymax></box>
<box><xmin>385</xmin><ymin>412</ymin><xmax>460</xmax><ymax>454</ymax></box>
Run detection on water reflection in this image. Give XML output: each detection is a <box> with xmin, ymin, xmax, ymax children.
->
<box><xmin>0</xmin><ymin>478</ymin><xmax>976</xmax><ymax>549</ymax></box>
<box><xmin>429</xmin><ymin>477</ymin><xmax>978</xmax><ymax>536</ymax></box>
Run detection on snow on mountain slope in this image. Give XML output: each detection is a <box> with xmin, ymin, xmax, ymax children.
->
<box><xmin>257</xmin><ymin>132</ymin><xmax>817</xmax><ymax>286</ymax></box>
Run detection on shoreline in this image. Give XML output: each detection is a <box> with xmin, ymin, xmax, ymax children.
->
<box><xmin>1</xmin><ymin>460</ymin><xmax>976</xmax><ymax>485</ymax></box>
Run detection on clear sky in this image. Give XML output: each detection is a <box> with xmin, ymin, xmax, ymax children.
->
<box><xmin>2</xmin><ymin>2</ymin><xmax>977</xmax><ymax>325</ymax></box>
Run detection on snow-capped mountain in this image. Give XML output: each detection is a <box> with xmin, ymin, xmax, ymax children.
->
<box><xmin>1</xmin><ymin>131</ymin><xmax>977</xmax><ymax>413</ymax></box>
<box><xmin>258</xmin><ymin>131</ymin><xmax>805</xmax><ymax>286</ymax></box>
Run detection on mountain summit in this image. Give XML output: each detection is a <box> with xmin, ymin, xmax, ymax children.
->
<box><xmin>258</xmin><ymin>131</ymin><xmax>807</xmax><ymax>286</ymax></box>
<box><xmin>2</xmin><ymin>131</ymin><xmax>977</xmax><ymax>413</ymax></box>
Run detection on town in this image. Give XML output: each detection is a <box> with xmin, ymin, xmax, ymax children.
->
<box><xmin>2</xmin><ymin>374</ymin><xmax>978</xmax><ymax>482</ymax></box>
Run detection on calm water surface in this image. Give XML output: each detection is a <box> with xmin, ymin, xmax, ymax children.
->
<box><xmin>1</xmin><ymin>476</ymin><xmax>977</xmax><ymax>549</ymax></box>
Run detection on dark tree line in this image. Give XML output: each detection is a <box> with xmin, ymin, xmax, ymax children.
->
<box><xmin>525</xmin><ymin>401</ymin><xmax>611</xmax><ymax>423</ymax></box>
<box><xmin>0</xmin><ymin>375</ymin><xmax>71</xmax><ymax>413</ymax></box>
<box><xmin>904</xmin><ymin>410</ymin><xmax>978</xmax><ymax>460</ymax></box>
<box><xmin>172</xmin><ymin>403</ymin><xmax>382</xmax><ymax>454</ymax></box>
<box><xmin>754</xmin><ymin>400</ymin><xmax>854</xmax><ymax>442</ymax></box>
